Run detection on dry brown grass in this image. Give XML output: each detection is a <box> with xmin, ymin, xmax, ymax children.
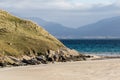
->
<box><xmin>0</xmin><ymin>10</ymin><xmax>64</xmax><ymax>57</ymax></box>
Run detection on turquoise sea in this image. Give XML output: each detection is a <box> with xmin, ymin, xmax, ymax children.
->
<box><xmin>60</xmin><ymin>39</ymin><xmax>120</xmax><ymax>56</ymax></box>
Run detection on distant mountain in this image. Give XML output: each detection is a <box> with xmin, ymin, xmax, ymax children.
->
<box><xmin>25</xmin><ymin>17</ymin><xmax>75</xmax><ymax>38</ymax></box>
<box><xmin>26</xmin><ymin>16</ymin><xmax>120</xmax><ymax>39</ymax></box>
<box><xmin>77</xmin><ymin>16</ymin><xmax>120</xmax><ymax>38</ymax></box>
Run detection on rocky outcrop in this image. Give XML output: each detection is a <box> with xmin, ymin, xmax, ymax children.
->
<box><xmin>0</xmin><ymin>48</ymin><xmax>87</xmax><ymax>67</ymax></box>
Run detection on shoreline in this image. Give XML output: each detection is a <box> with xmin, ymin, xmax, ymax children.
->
<box><xmin>82</xmin><ymin>53</ymin><xmax>120</xmax><ymax>60</ymax></box>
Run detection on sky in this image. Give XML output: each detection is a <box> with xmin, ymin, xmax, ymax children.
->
<box><xmin>0</xmin><ymin>0</ymin><xmax>120</xmax><ymax>28</ymax></box>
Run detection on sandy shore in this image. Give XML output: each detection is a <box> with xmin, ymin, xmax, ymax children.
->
<box><xmin>0</xmin><ymin>59</ymin><xmax>120</xmax><ymax>80</ymax></box>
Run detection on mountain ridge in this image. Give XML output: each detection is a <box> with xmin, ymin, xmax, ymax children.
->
<box><xmin>77</xmin><ymin>16</ymin><xmax>120</xmax><ymax>38</ymax></box>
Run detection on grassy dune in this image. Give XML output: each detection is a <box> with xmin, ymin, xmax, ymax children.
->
<box><xmin>0</xmin><ymin>10</ymin><xmax>64</xmax><ymax>57</ymax></box>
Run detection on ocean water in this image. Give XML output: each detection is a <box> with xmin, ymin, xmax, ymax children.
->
<box><xmin>60</xmin><ymin>39</ymin><xmax>120</xmax><ymax>56</ymax></box>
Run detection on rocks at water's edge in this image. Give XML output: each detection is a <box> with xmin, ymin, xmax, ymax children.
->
<box><xmin>0</xmin><ymin>48</ymin><xmax>88</xmax><ymax>67</ymax></box>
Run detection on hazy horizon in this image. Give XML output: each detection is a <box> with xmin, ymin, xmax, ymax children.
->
<box><xmin>0</xmin><ymin>0</ymin><xmax>119</xmax><ymax>28</ymax></box>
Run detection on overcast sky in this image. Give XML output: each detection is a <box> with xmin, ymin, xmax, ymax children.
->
<box><xmin>0</xmin><ymin>0</ymin><xmax>120</xmax><ymax>28</ymax></box>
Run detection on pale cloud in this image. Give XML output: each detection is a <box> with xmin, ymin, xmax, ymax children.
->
<box><xmin>114</xmin><ymin>0</ymin><xmax>120</xmax><ymax>7</ymax></box>
<box><xmin>0</xmin><ymin>0</ymin><xmax>112</xmax><ymax>10</ymax></box>
<box><xmin>0</xmin><ymin>0</ymin><xmax>76</xmax><ymax>10</ymax></box>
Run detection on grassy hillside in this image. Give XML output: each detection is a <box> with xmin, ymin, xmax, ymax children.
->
<box><xmin>0</xmin><ymin>10</ymin><xmax>64</xmax><ymax>57</ymax></box>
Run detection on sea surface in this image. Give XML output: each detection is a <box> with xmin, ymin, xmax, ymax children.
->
<box><xmin>60</xmin><ymin>39</ymin><xmax>120</xmax><ymax>56</ymax></box>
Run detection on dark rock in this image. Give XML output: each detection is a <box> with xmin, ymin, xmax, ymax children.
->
<box><xmin>22</xmin><ymin>58</ymin><xmax>40</xmax><ymax>65</ymax></box>
<box><xmin>36</xmin><ymin>56</ymin><xmax>47</xmax><ymax>64</ymax></box>
<box><xmin>11</xmin><ymin>63</ymin><xmax>20</xmax><ymax>66</ymax></box>
<box><xmin>46</xmin><ymin>50</ymin><xmax>56</xmax><ymax>63</ymax></box>
<box><xmin>85</xmin><ymin>55</ymin><xmax>93</xmax><ymax>58</ymax></box>
<box><xmin>0</xmin><ymin>62</ymin><xmax>7</xmax><ymax>67</ymax></box>
<box><xmin>10</xmin><ymin>62</ymin><xmax>26</xmax><ymax>66</ymax></box>
<box><xmin>47</xmin><ymin>57</ymin><xmax>53</xmax><ymax>61</ymax></box>
<box><xmin>36</xmin><ymin>55</ymin><xmax>46</xmax><ymax>61</ymax></box>
<box><xmin>53</xmin><ymin>54</ymin><xmax>59</xmax><ymax>61</ymax></box>
<box><xmin>46</xmin><ymin>55</ymin><xmax>54</xmax><ymax>63</ymax></box>
<box><xmin>59</xmin><ymin>55</ymin><xmax>66</xmax><ymax>62</ymax></box>
<box><xmin>72</xmin><ymin>55</ymin><xmax>86</xmax><ymax>61</ymax></box>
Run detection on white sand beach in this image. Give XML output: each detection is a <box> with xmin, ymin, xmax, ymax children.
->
<box><xmin>0</xmin><ymin>59</ymin><xmax>120</xmax><ymax>80</ymax></box>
